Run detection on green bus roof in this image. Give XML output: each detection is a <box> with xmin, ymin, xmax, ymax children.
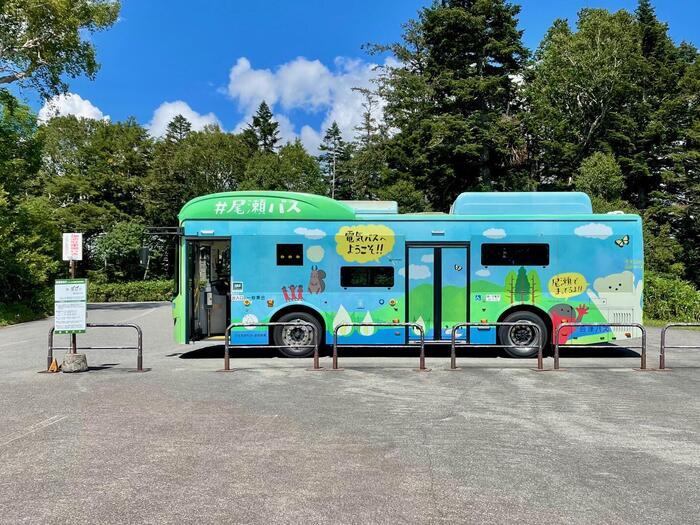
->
<box><xmin>178</xmin><ymin>191</ymin><xmax>357</xmax><ymax>222</ymax></box>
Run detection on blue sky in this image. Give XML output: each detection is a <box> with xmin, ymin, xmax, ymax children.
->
<box><xmin>27</xmin><ymin>0</ymin><xmax>700</xmax><ymax>150</ymax></box>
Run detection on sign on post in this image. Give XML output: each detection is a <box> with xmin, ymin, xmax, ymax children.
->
<box><xmin>62</xmin><ymin>233</ymin><xmax>83</xmax><ymax>261</ymax></box>
<box><xmin>55</xmin><ymin>279</ymin><xmax>87</xmax><ymax>334</ymax></box>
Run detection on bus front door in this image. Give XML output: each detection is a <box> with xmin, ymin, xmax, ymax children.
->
<box><xmin>406</xmin><ymin>244</ymin><xmax>469</xmax><ymax>342</ymax></box>
<box><xmin>186</xmin><ymin>239</ymin><xmax>231</xmax><ymax>341</ymax></box>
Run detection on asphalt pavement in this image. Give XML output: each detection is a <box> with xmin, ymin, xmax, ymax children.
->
<box><xmin>0</xmin><ymin>303</ymin><xmax>699</xmax><ymax>524</ymax></box>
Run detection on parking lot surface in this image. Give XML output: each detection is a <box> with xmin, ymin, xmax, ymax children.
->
<box><xmin>1</xmin><ymin>303</ymin><xmax>699</xmax><ymax>524</ymax></box>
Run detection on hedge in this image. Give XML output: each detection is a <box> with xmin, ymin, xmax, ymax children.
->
<box><xmin>88</xmin><ymin>280</ymin><xmax>174</xmax><ymax>303</ymax></box>
<box><xmin>644</xmin><ymin>272</ymin><xmax>700</xmax><ymax>323</ymax></box>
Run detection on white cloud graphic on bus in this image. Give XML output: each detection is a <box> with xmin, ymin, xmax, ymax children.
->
<box><xmin>294</xmin><ymin>227</ymin><xmax>326</xmax><ymax>239</ymax></box>
<box><xmin>574</xmin><ymin>223</ymin><xmax>613</xmax><ymax>239</ymax></box>
<box><xmin>420</xmin><ymin>253</ymin><xmax>434</xmax><ymax>263</ymax></box>
<box><xmin>483</xmin><ymin>228</ymin><xmax>506</xmax><ymax>239</ymax></box>
<box><xmin>398</xmin><ymin>264</ymin><xmax>432</xmax><ymax>280</ymax></box>
<box><xmin>476</xmin><ymin>268</ymin><xmax>491</xmax><ymax>277</ymax></box>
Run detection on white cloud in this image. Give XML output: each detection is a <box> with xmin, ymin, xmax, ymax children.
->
<box><xmin>294</xmin><ymin>227</ymin><xmax>326</xmax><ymax>240</ymax></box>
<box><xmin>398</xmin><ymin>264</ymin><xmax>432</xmax><ymax>280</ymax></box>
<box><xmin>476</xmin><ymin>268</ymin><xmax>491</xmax><ymax>277</ymax></box>
<box><xmin>38</xmin><ymin>93</ymin><xmax>109</xmax><ymax>123</ymax></box>
<box><xmin>227</xmin><ymin>57</ymin><xmax>279</xmax><ymax>112</ymax></box>
<box><xmin>483</xmin><ymin>228</ymin><xmax>507</xmax><ymax>239</ymax></box>
<box><xmin>300</xmin><ymin>125</ymin><xmax>322</xmax><ymax>153</ymax></box>
<box><xmin>420</xmin><ymin>254</ymin><xmax>434</xmax><ymax>263</ymax></box>
<box><xmin>574</xmin><ymin>223</ymin><xmax>613</xmax><ymax>239</ymax></box>
<box><xmin>227</xmin><ymin>56</ymin><xmax>388</xmax><ymax>151</ymax></box>
<box><xmin>147</xmin><ymin>100</ymin><xmax>221</xmax><ymax>137</ymax></box>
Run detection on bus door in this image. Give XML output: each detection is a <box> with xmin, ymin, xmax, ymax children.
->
<box><xmin>185</xmin><ymin>238</ymin><xmax>231</xmax><ymax>341</ymax></box>
<box><xmin>406</xmin><ymin>243</ymin><xmax>469</xmax><ymax>342</ymax></box>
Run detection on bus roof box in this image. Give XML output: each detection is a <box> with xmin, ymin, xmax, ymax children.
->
<box><xmin>450</xmin><ymin>192</ymin><xmax>592</xmax><ymax>216</ymax></box>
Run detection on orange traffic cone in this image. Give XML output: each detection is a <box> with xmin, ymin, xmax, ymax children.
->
<box><xmin>48</xmin><ymin>358</ymin><xmax>59</xmax><ymax>373</ymax></box>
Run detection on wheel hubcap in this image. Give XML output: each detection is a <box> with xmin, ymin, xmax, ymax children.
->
<box><xmin>509</xmin><ymin>323</ymin><xmax>536</xmax><ymax>346</ymax></box>
<box><xmin>282</xmin><ymin>322</ymin><xmax>313</xmax><ymax>347</ymax></box>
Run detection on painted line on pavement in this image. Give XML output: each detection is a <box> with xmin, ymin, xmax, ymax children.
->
<box><xmin>0</xmin><ymin>415</ymin><xmax>68</xmax><ymax>448</ymax></box>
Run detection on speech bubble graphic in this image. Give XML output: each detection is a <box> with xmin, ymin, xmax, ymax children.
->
<box><xmin>548</xmin><ymin>272</ymin><xmax>588</xmax><ymax>299</ymax></box>
<box><xmin>335</xmin><ymin>225</ymin><xmax>395</xmax><ymax>263</ymax></box>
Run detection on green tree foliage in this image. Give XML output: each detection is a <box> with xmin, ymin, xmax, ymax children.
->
<box><xmin>526</xmin><ymin>10</ymin><xmax>643</xmax><ymax>191</ymax></box>
<box><xmin>0</xmin><ymin>0</ymin><xmax>120</xmax><ymax>97</ymax></box>
<box><xmin>93</xmin><ymin>221</ymin><xmax>146</xmax><ymax>281</ymax></box>
<box><xmin>0</xmin><ymin>95</ymin><xmax>60</xmax><ymax>305</ymax></box>
<box><xmin>37</xmin><ymin>115</ymin><xmax>152</xmax><ymax>237</ymax></box>
<box><xmin>318</xmin><ymin>121</ymin><xmax>353</xmax><ymax>199</ymax></box>
<box><xmin>144</xmin><ymin>119</ymin><xmax>252</xmax><ymax>227</ymax></box>
<box><xmin>574</xmin><ymin>152</ymin><xmax>624</xmax><ymax>201</ymax></box>
<box><xmin>241</xmin><ymin>140</ymin><xmax>327</xmax><ymax>194</ymax></box>
<box><xmin>245</xmin><ymin>101</ymin><xmax>280</xmax><ymax>153</ymax></box>
<box><xmin>374</xmin><ymin>0</ymin><xmax>529</xmax><ymax>210</ymax></box>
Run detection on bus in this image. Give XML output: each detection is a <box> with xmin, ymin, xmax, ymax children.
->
<box><xmin>171</xmin><ymin>190</ymin><xmax>643</xmax><ymax>357</ymax></box>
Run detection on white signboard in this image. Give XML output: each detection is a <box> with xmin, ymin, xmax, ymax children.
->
<box><xmin>55</xmin><ymin>279</ymin><xmax>87</xmax><ymax>334</ymax></box>
<box><xmin>62</xmin><ymin>233</ymin><xmax>83</xmax><ymax>261</ymax></box>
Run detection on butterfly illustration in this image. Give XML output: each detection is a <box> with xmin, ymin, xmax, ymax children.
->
<box><xmin>614</xmin><ymin>235</ymin><xmax>630</xmax><ymax>248</ymax></box>
<box><xmin>454</xmin><ymin>264</ymin><xmax>463</xmax><ymax>271</ymax></box>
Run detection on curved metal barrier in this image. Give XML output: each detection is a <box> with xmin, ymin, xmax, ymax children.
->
<box><xmin>660</xmin><ymin>323</ymin><xmax>700</xmax><ymax>369</ymax></box>
<box><xmin>46</xmin><ymin>323</ymin><xmax>144</xmax><ymax>372</ymax></box>
<box><xmin>449</xmin><ymin>321</ymin><xmax>543</xmax><ymax>370</ymax></box>
<box><xmin>553</xmin><ymin>322</ymin><xmax>647</xmax><ymax>370</ymax></box>
<box><xmin>332</xmin><ymin>323</ymin><xmax>426</xmax><ymax>371</ymax></box>
<box><xmin>223</xmin><ymin>321</ymin><xmax>320</xmax><ymax>371</ymax></box>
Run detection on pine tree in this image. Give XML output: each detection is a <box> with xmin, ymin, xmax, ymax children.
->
<box><xmin>636</xmin><ymin>0</ymin><xmax>668</xmax><ymax>59</ymax></box>
<box><xmin>347</xmin><ymin>87</ymin><xmax>388</xmax><ymax>200</ymax></box>
<box><xmin>318</xmin><ymin>121</ymin><xmax>352</xmax><ymax>199</ymax></box>
<box><xmin>373</xmin><ymin>0</ymin><xmax>529</xmax><ymax>210</ymax></box>
<box><xmin>165</xmin><ymin>115</ymin><xmax>192</xmax><ymax>144</ymax></box>
<box><xmin>514</xmin><ymin>267</ymin><xmax>530</xmax><ymax>303</ymax></box>
<box><xmin>246</xmin><ymin>101</ymin><xmax>280</xmax><ymax>153</ymax></box>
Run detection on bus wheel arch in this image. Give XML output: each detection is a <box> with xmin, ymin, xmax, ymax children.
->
<box><xmin>270</xmin><ymin>305</ymin><xmax>326</xmax><ymax>357</ymax></box>
<box><xmin>496</xmin><ymin>305</ymin><xmax>552</xmax><ymax>358</ymax></box>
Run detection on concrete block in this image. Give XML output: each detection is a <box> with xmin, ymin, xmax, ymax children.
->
<box><xmin>62</xmin><ymin>353</ymin><xmax>88</xmax><ymax>373</ymax></box>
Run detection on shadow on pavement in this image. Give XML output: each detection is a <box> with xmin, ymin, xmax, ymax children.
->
<box><xmin>179</xmin><ymin>343</ymin><xmax>641</xmax><ymax>360</ymax></box>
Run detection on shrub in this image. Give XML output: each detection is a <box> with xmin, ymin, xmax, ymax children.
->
<box><xmin>644</xmin><ymin>272</ymin><xmax>700</xmax><ymax>322</ymax></box>
<box><xmin>88</xmin><ymin>280</ymin><xmax>174</xmax><ymax>303</ymax></box>
<box><xmin>575</xmin><ymin>152</ymin><xmax>624</xmax><ymax>201</ymax></box>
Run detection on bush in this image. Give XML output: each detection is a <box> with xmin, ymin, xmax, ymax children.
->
<box><xmin>575</xmin><ymin>152</ymin><xmax>624</xmax><ymax>201</ymax></box>
<box><xmin>0</xmin><ymin>287</ymin><xmax>54</xmax><ymax>326</ymax></box>
<box><xmin>88</xmin><ymin>280</ymin><xmax>174</xmax><ymax>303</ymax></box>
<box><xmin>644</xmin><ymin>272</ymin><xmax>700</xmax><ymax>322</ymax></box>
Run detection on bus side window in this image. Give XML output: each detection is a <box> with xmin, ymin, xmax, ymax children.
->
<box><xmin>481</xmin><ymin>243</ymin><xmax>549</xmax><ymax>266</ymax></box>
<box><xmin>341</xmin><ymin>267</ymin><xmax>394</xmax><ymax>288</ymax></box>
<box><xmin>277</xmin><ymin>244</ymin><xmax>304</xmax><ymax>266</ymax></box>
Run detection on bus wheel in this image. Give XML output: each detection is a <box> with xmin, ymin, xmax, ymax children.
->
<box><xmin>498</xmin><ymin>311</ymin><xmax>547</xmax><ymax>358</ymax></box>
<box><xmin>273</xmin><ymin>312</ymin><xmax>322</xmax><ymax>358</ymax></box>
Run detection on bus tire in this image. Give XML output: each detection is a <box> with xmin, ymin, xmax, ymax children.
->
<box><xmin>498</xmin><ymin>310</ymin><xmax>548</xmax><ymax>358</ymax></box>
<box><xmin>273</xmin><ymin>311</ymin><xmax>323</xmax><ymax>358</ymax></box>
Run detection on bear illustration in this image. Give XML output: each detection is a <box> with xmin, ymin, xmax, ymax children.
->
<box><xmin>587</xmin><ymin>270</ymin><xmax>643</xmax><ymax>335</ymax></box>
<box><xmin>308</xmin><ymin>266</ymin><xmax>326</xmax><ymax>294</ymax></box>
